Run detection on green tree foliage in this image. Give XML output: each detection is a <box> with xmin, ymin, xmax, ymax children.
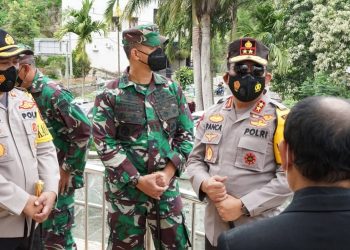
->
<box><xmin>56</xmin><ymin>0</ymin><xmax>105</xmax><ymax>87</ymax></box>
<box><xmin>72</xmin><ymin>49</ymin><xmax>91</xmax><ymax>78</ymax></box>
<box><xmin>4</xmin><ymin>1</ymin><xmax>40</xmax><ymax>47</ymax></box>
<box><xmin>299</xmin><ymin>73</ymin><xmax>350</xmax><ymax>99</ymax></box>
<box><xmin>0</xmin><ymin>0</ymin><xmax>61</xmax><ymax>45</ymax></box>
<box><xmin>174</xmin><ymin>66</ymin><xmax>193</xmax><ymax>90</ymax></box>
<box><xmin>273</xmin><ymin>0</ymin><xmax>349</xmax><ymax>100</ymax></box>
<box><xmin>310</xmin><ymin>0</ymin><xmax>350</xmax><ymax>82</ymax></box>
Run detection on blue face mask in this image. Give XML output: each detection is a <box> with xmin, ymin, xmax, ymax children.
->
<box><xmin>0</xmin><ymin>66</ymin><xmax>17</xmax><ymax>92</ymax></box>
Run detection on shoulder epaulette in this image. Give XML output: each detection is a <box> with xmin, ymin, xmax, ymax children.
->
<box><xmin>270</xmin><ymin>98</ymin><xmax>288</xmax><ymax>111</ymax></box>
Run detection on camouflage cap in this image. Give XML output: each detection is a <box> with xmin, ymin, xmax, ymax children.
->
<box><xmin>122</xmin><ymin>24</ymin><xmax>168</xmax><ymax>47</ymax></box>
<box><xmin>0</xmin><ymin>29</ymin><xmax>33</xmax><ymax>58</ymax></box>
<box><xmin>227</xmin><ymin>37</ymin><xmax>269</xmax><ymax>65</ymax></box>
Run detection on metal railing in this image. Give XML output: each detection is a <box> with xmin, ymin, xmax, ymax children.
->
<box><xmin>75</xmin><ymin>161</ymin><xmax>205</xmax><ymax>249</ymax></box>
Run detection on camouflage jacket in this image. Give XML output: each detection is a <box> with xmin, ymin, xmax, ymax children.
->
<box><xmin>93</xmin><ymin>70</ymin><xmax>194</xmax><ymax>202</ymax></box>
<box><xmin>29</xmin><ymin>70</ymin><xmax>92</xmax><ymax>189</ymax></box>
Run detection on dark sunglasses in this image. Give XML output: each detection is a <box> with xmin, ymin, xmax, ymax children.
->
<box><xmin>233</xmin><ymin>63</ymin><xmax>265</xmax><ymax>77</ymax></box>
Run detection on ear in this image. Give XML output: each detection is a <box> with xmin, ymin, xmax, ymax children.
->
<box><xmin>279</xmin><ymin>140</ymin><xmax>293</xmax><ymax>172</ymax></box>
<box><xmin>130</xmin><ymin>48</ymin><xmax>139</xmax><ymax>61</ymax></box>
<box><xmin>223</xmin><ymin>72</ymin><xmax>229</xmax><ymax>84</ymax></box>
<box><xmin>265</xmin><ymin>72</ymin><xmax>272</xmax><ymax>85</ymax></box>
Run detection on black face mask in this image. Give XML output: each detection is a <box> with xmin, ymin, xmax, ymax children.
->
<box><xmin>228</xmin><ymin>74</ymin><xmax>265</xmax><ymax>102</ymax></box>
<box><xmin>138</xmin><ymin>48</ymin><xmax>168</xmax><ymax>71</ymax></box>
<box><xmin>0</xmin><ymin>66</ymin><xmax>17</xmax><ymax>92</ymax></box>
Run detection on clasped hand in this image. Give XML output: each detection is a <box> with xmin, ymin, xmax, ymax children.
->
<box><xmin>23</xmin><ymin>191</ymin><xmax>57</xmax><ymax>223</ymax></box>
<box><xmin>136</xmin><ymin>172</ymin><xmax>171</xmax><ymax>200</ymax></box>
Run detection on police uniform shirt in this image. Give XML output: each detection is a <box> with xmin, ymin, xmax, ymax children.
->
<box><xmin>187</xmin><ymin>93</ymin><xmax>291</xmax><ymax>246</ymax></box>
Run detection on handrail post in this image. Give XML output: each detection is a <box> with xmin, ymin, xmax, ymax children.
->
<box><xmin>102</xmin><ymin>177</ymin><xmax>106</xmax><ymax>250</ymax></box>
<box><xmin>84</xmin><ymin>172</ymin><xmax>89</xmax><ymax>250</ymax></box>
<box><xmin>191</xmin><ymin>203</ymin><xmax>196</xmax><ymax>250</ymax></box>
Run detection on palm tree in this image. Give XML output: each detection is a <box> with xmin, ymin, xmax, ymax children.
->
<box><xmin>56</xmin><ymin>0</ymin><xmax>106</xmax><ymax>97</ymax></box>
<box><xmin>104</xmin><ymin>0</ymin><xmax>240</xmax><ymax>110</ymax></box>
<box><xmin>235</xmin><ymin>1</ymin><xmax>289</xmax><ymax>74</ymax></box>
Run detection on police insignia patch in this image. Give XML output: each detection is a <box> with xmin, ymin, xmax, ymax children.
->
<box><xmin>5</xmin><ymin>34</ymin><xmax>14</xmax><ymax>45</ymax></box>
<box><xmin>0</xmin><ymin>144</ymin><xmax>6</xmax><ymax>157</ymax></box>
<box><xmin>19</xmin><ymin>101</ymin><xmax>36</xmax><ymax>110</ymax></box>
<box><xmin>250</xmin><ymin>119</ymin><xmax>267</xmax><ymax>127</ymax></box>
<box><xmin>263</xmin><ymin>114</ymin><xmax>274</xmax><ymax>121</ymax></box>
<box><xmin>205</xmin><ymin>132</ymin><xmax>218</xmax><ymax>142</ymax></box>
<box><xmin>32</xmin><ymin>122</ymin><xmax>37</xmax><ymax>132</ymax></box>
<box><xmin>209</xmin><ymin>114</ymin><xmax>224</xmax><ymax>123</ymax></box>
<box><xmin>205</xmin><ymin>145</ymin><xmax>213</xmax><ymax>161</ymax></box>
<box><xmin>254</xmin><ymin>83</ymin><xmax>262</xmax><ymax>93</ymax></box>
<box><xmin>244</xmin><ymin>152</ymin><xmax>256</xmax><ymax>166</ymax></box>
<box><xmin>234</xmin><ymin>81</ymin><xmax>240</xmax><ymax>92</ymax></box>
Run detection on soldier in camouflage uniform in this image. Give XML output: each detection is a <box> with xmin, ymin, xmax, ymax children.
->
<box><xmin>92</xmin><ymin>24</ymin><xmax>194</xmax><ymax>250</ymax></box>
<box><xmin>17</xmin><ymin>53</ymin><xmax>92</xmax><ymax>250</ymax></box>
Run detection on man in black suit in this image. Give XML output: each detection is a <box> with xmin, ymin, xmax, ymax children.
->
<box><xmin>218</xmin><ymin>96</ymin><xmax>350</xmax><ymax>250</ymax></box>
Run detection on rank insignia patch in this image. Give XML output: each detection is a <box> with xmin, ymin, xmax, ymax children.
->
<box><xmin>209</xmin><ymin>114</ymin><xmax>224</xmax><ymax>123</ymax></box>
<box><xmin>253</xmin><ymin>100</ymin><xmax>265</xmax><ymax>113</ymax></box>
<box><xmin>244</xmin><ymin>152</ymin><xmax>256</xmax><ymax>166</ymax></box>
<box><xmin>240</xmin><ymin>40</ymin><xmax>256</xmax><ymax>56</ymax></box>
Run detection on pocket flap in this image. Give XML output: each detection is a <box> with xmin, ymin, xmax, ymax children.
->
<box><xmin>0</xmin><ymin>123</ymin><xmax>9</xmax><ymax>137</ymax></box>
<box><xmin>238</xmin><ymin>136</ymin><xmax>267</xmax><ymax>153</ymax></box>
<box><xmin>23</xmin><ymin>120</ymin><xmax>37</xmax><ymax>135</ymax></box>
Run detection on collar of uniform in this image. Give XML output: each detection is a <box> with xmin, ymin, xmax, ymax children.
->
<box><xmin>118</xmin><ymin>67</ymin><xmax>167</xmax><ymax>89</ymax></box>
<box><xmin>29</xmin><ymin>69</ymin><xmax>45</xmax><ymax>93</ymax></box>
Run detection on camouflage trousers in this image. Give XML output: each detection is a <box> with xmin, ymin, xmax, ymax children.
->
<box><xmin>41</xmin><ymin>189</ymin><xmax>77</xmax><ymax>250</ymax></box>
<box><xmin>107</xmin><ymin>195</ymin><xmax>191</xmax><ymax>250</ymax></box>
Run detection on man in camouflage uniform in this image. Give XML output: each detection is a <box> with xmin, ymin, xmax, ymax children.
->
<box><xmin>187</xmin><ymin>38</ymin><xmax>292</xmax><ymax>249</ymax></box>
<box><xmin>17</xmin><ymin>53</ymin><xmax>92</xmax><ymax>250</ymax></box>
<box><xmin>92</xmin><ymin>24</ymin><xmax>193</xmax><ymax>250</ymax></box>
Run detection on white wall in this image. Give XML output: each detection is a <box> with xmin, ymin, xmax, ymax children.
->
<box><xmin>62</xmin><ymin>0</ymin><xmax>158</xmax><ymax>74</ymax></box>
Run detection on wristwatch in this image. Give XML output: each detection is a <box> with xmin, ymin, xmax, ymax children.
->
<box><xmin>130</xmin><ymin>173</ymin><xmax>141</xmax><ymax>186</ymax></box>
<box><xmin>241</xmin><ymin>203</ymin><xmax>250</xmax><ymax>217</ymax></box>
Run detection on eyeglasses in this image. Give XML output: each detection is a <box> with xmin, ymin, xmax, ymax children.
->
<box><xmin>233</xmin><ymin>63</ymin><xmax>265</xmax><ymax>77</ymax></box>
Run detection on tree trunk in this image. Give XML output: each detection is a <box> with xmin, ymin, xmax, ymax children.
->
<box><xmin>201</xmin><ymin>13</ymin><xmax>213</xmax><ymax>109</ymax></box>
<box><xmin>230</xmin><ymin>2</ymin><xmax>238</xmax><ymax>40</ymax></box>
<box><xmin>192</xmin><ymin>1</ymin><xmax>203</xmax><ymax>111</ymax></box>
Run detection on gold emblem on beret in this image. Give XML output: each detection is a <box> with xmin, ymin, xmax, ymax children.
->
<box><xmin>5</xmin><ymin>34</ymin><xmax>15</xmax><ymax>45</ymax></box>
<box><xmin>245</xmin><ymin>40</ymin><xmax>252</xmax><ymax>48</ymax></box>
<box><xmin>209</xmin><ymin>114</ymin><xmax>224</xmax><ymax>123</ymax></box>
